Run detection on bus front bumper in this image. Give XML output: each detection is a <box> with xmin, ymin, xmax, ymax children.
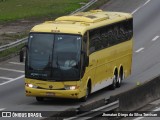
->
<box><xmin>25</xmin><ymin>87</ymin><xmax>81</xmax><ymax>99</ymax></box>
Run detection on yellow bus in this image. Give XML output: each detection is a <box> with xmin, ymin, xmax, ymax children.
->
<box><xmin>21</xmin><ymin>10</ymin><xmax>133</xmax><ymax>102</ymax></box>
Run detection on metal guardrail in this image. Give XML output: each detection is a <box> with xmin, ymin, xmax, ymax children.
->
<box><xmin>71</xmin><ymin>0</ymin><xmax>98</xmax><ymax>14</ymax></box>
<box><xmin>0</xmin><ymin>0</ymin><xmax>97</xmax><ymax>53</ymax></box>
<box><xmin>0</xmin><ymin>37</ymin><xmax>28</xmax><ymax>52</ymax></box>
<box><xmin>64</xmin><ymin>100</ymin><xmax>119</xmax><ymax>120</ymax></box>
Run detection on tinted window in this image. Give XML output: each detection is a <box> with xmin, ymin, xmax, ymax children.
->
<box><xmin>89</xmin><ymin>29</ymin><xmax>103</xmax><ymax>53</ymax></box>
<box><xmin>27</xmin><ymin>33</ymin><xmax>82</xmax><ymax>81</ymax></box>
<box><xmin>89</xmin><ymin>18</ymin><xmax>133</xmax><ymax>54</ymax></box>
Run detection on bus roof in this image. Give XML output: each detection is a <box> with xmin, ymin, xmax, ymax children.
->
<box><xmin>31</xmin><ymin>10</ymin><xmax>132</xmax><ymax>35</ymax></box>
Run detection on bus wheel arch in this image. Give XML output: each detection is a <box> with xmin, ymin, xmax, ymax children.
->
<box><xmin>87</xmin><ymin>79</ymin><xmax>92</xmax><ymax>94</ymax></box>
<box><xmin>80</xmin><ymin>79</ymin><xmax>92</xmax><ymax>102</ymax></box>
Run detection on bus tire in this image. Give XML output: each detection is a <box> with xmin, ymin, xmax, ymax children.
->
<box><xmin>116</xmin><ymin>76</ymin><xmax>121</xmax><ymax>88</ymax></box>
<box><xmin>110</xmin><ymin>75</ymin><xmax>117</xmax><ymax>90</ymax></box>
<box><xmin>36</xmin><ymin>97</ymin><xmax>44</xmax><ymax>102</ymax></box>
<box><xmin>80</xmin><ymin>83</ymin><xmax>90</xmax><ymax>102</ymax></box>
<box><xmin>117</xmin><ymin>68</ymin><xmax>124</xmax><ymax>88</ymax></box>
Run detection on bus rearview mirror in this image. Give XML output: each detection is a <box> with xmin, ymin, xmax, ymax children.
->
<box><xmin>19</xmin><ymin>44</ymin><xmax>28</xmax><ymax>62</ymax></box>
<box><xmin>19</xmin><ymin>50</ymin><xmax>24</xmax><ymax>62</ymax></box>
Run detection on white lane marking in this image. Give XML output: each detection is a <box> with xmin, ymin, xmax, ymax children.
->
<box><xmin>152</xmin><ymin>36</ymin><xmax>159</xmax><ymax>41</ymax></box>
<box><xmin>133</xmin><ymin>117</ymin><xmax>144</xmax><ymax>120</ymax></box>
<box><xmin>132</xmin><ymin>0</ymin><xmax>151</xmax><ymax>14</ymax></box>
<box><xmin>0</xmin><ymin>108</ymin><xmax>5</xmax><ymax>111</ymax></box>
<box><xmin>0</xmin><ymin>67</ymin><xmax>24</xmax><ymax>73</ymax></box>
<box><xmin>133</xmin><ymin>107</ymin><xmax>160</xmax><ymax>120</ymax></box>
<box><xmin>9</xmin><ymin>62</ymin><xmax>24</xmax><ymax>65</ymax></box>
<box><xmin>153</xmin><ymin>107</ymin><xmax>160</xmax><ymax>111</ymax></box>
<box><xmin>135</xmin><ymin>48</ymin><xmax>144</xmax><ymax>53</ymax></box>
<box><xmin>0</xmin><ymin>75</ymin><xmax>24</xmax><ymax>86</ymax></box>
<box><xmin>132</xmin><ymin>6</ymin><xmax>141</xmax><ymax>14</ymax></box>
<box><xmin>143</xmin><ymin>0</ymin><xmax>151</xmax><ymax>6</ymax></box>
<box><xmin>0</xmin><ymin>77</ymin><xmax>12</xmax><ymax>80</ymax></box>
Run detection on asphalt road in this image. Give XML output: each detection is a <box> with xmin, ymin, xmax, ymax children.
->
<box><xmin>1</xmin><ymin>0</ymin><xmax>160</xmax><ymax>119</ymax></box>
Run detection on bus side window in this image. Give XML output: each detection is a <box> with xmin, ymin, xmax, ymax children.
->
<box><xmin>127</xmin><ymin>18</ymin><xmax>133</xmax><ymax>39</ymax></box>
<box><xmin>89</xmin><ymin>37</ymin><xmax>96</xmax><ymax>54</ymax></box>
<box><xmin>119</xmin><ymin>21</ymin><xmax>127</xmax><ymax>42</ymax></box>
<box><xmin>101</xmin><ymin>26</ymin><xmax>109</xmax><ymax>48</ymax></box>
<box><xmin>108</xmin><ymin>25</ymin><xmax>117</xmax><ymax>46</ymax></box>
<box><xmin>89</xmin><ymin>29</ymin><xmax>103</xmax><ymax>54</ymax></box>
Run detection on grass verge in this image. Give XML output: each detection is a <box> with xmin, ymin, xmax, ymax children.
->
<box><xmin>0</xmin><ymin>0</ymin><xmax>88</xmax><ymax>58</ymax></box>
<box><xmin>1</xmin><ymin>32</ymin><xmax>28</xmax><ymax>44</ymax></box>
<box><xmin>0</xmin><ymin>0</ymin><xmax>88</xmax><ymax>23</ymax></box>
<box><xmin>0</xmin><ymin>0</ymin><xmax>110</xmax><ymax>59</ymax></box>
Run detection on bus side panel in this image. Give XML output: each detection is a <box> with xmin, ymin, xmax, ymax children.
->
<box><xmin>106</xmin><ymin>40</ymin><xmax>132</xmax><ymax>79</ymax></box>
<box><xmin>89</xmin><ymin>51</ymin><xmax>112</xmax><ymax>92</ymax></box>
<box><xmin>85</xmin><ymin>39</ymin><xmax>132</xmax><ymax>93</ymax></box>
<box><xmin>80</xmin><ymin>54</ymin><xmax>97</xmax><ymax>96</ymax></box>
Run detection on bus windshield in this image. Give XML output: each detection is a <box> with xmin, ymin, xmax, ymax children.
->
<box><xmin>27</xmin><ymin>33</ymin><xmax>82</xmax><ymax>81</ymax></box>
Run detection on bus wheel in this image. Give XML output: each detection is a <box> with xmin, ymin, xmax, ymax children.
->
<box><xmin>80</xmin><ymin>84</ymin><xmax>90</xmax><ymax>102</ymax></box>
<box><xmin>110</xmin><ymin>75</ymin><xmax>117</xmax><ymax>90</ymax></box>
<box><xmin>117</xmin><ymin>70</ymin><xmax>124</xmax><ymax>88</ymax></box>
<box><xmin>116</xmin><ymin>76</ymin><xmax>122</xmax><ymax>88</ymax></box>
<box><xmin>36</xmin><ymin>97</ymin><xmax>44</xmax><ymax>102</ymax></box>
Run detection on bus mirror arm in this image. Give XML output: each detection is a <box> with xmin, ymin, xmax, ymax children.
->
<box><xmin>19</xmin><ymin>44</ymin><xmax>28</xmax><ymax>63</ymax></box>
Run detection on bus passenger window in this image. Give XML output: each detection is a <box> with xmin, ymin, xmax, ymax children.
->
<box><xmin>89</xmin><ymin>29</ymin><xmax>103</xmax><ymax>54</ymax></box>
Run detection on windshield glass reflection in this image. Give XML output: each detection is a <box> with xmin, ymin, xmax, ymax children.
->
<box><xmin>27</xmin><ymin>33</ymin><xmax>81</xmax><ymax>81</ymax></box>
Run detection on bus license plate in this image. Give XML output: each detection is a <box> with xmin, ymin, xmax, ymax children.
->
<box><xmin>46</xmin><ymin>92</ymin><xmax>55</xmax><ymax>96</ymax></box>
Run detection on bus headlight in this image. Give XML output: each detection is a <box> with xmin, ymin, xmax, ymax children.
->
<box><xmin>64</xmin><ymin>85</ymin><xmax>79</xmax><ymax>90</ymax></box>
<box><xmin>25</xmin><ymin>83</ymin><xmax>37</xmax><ymax>88</ymax></box>
<box><xmin>28</xmin><ymin>84</ymin><xmax>33</xmax><ymax>88</ymax></box>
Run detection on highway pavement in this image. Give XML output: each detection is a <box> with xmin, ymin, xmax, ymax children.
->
<box><xmin>0</xmin><ymin>0</ymin><xmax>160</xmax><ymax>119</ymax></box>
